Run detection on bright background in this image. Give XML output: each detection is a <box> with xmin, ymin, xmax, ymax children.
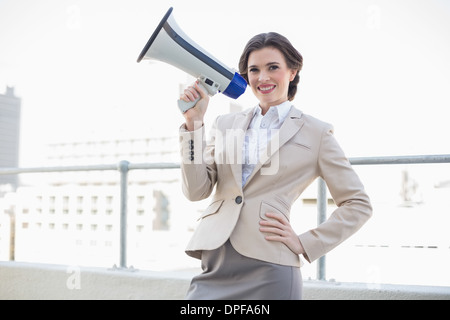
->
<box><xmin>1</xmin><ymin>0</ymin><xmax>450</xmax><ymax>166</ymax></box>
<box><xmin>1</xmin><ymin>0</ymin><xmax>450</xmax><ymax>287</ymax></box>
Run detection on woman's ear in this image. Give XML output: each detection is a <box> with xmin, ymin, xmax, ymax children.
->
<box><xmin>290</xmin><ymin>69</ymin><xmax>298</xmax><ymax>82</ymax></box>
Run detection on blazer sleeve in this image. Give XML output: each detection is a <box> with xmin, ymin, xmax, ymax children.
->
<box><xmin>179</xmin><ymin>119</ymin><xmax>218</xmax><ymax>201</ymax></box>
<box><xmin>298</xmin><ymin>124</ymin><xmax>373</xmax><ymax>263</ymax></box>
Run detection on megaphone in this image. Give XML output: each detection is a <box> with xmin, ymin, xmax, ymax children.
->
<box><xmin>137</xmin><ymin>7</ymin><xmax>247</xmax><ymax>113</ymax></box>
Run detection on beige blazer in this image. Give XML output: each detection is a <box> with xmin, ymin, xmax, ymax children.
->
<box><xmin>179</xmin><ymin>106</ymin><xmax>372</xmax><ymax>267</ymax></box>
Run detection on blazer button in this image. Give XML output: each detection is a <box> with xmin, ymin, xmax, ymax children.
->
<box><xmin>235</xmin><ymin>196</ymin><xmax>242</xmax><ymax>204</ymax></box>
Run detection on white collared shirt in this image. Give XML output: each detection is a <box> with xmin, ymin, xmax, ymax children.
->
<box><xmin>242</xmin><ymin>101</ymin><xmax>292</xmax><ymax>186</ymax></box>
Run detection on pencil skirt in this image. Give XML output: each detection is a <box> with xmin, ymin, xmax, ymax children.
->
<box><xmin>185</xmin><ymin>239</ymin><xmax>302</xmax><ymax>300</ymax></box>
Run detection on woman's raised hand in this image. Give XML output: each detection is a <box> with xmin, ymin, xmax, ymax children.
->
<box><xmin>180</xmin><ymin>81</ymin><xmax>210</xmax><ymax>131</ymax></box>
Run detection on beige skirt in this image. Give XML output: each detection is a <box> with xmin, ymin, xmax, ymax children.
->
<box><xmin>185</xmin><ymin>239</ymin><xmax>302</xmax><ymax>300</ymax></box>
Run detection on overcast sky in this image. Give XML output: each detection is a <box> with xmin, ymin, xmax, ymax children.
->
<box><xmin>1</xmin><ymin>0</ymin><xmax>450</xmax><ymax>166</ymax></box>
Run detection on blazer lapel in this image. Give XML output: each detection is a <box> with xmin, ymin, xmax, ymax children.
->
<box><xmin>244</xmin><ymin>107</ymin><xmax>305</xmax><ymax>186</ymax></box>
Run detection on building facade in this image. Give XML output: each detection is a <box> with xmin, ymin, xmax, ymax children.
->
<box><xmin>0</xmin><ymin>86</ymin><xmax>21</xmax><ymax>194</ymax></box>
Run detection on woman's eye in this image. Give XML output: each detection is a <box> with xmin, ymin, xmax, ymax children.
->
<box><xmin>249</xmin><ymin>68</ymin><xmax>258</xmax><ymax>73</ymax></box>
<box><xmin>269</xmin><ymin>65</ymin><xmax>279</xmax><ymax>71</ymax></box>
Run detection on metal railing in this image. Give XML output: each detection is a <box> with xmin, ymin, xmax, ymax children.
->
<box><xmin>316</xmin><ymin>154</ymin><xmax>450</xmax><ymax>280</ymax></box>
<box><xmin>1</xmin><ymin>154</ymin><xmax>450</xmax><ymax>279</ymax></box>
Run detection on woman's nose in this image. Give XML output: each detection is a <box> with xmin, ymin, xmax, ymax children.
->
<box><xmin>259</xmin><ymin>71</ymin><xmax>270</xmax><ymax>82</ymax></box>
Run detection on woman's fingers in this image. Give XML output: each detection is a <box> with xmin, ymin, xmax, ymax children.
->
<box><xmin>181</xmin><ymin>85</ymin><xmax>199</xmax><ymax>102</ymax></box>
<box><xmin>259</xmin><ymin>211</ymin><xmax>304</xmax><ymax>255</ymax></box>
<box><xmin>259</xmin><ymin>212</ymin><xmax>287</xmax><ymax>234</ymax></box>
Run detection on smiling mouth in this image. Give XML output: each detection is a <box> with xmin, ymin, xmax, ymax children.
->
<box><xmin>258</xmin><ymin>85</ymin><xmax>276</xmax><ymax>93</ymax></box>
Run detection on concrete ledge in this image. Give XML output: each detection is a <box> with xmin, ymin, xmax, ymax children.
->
<box><xmin>303</xmin><ymin>279</ymin><xmax>450</xmax><ymax>300</ymax></box>
<box><xmin>1</xmin><ymin>261</ymin><xmax>449</xmax><ymax>300</ymax></box>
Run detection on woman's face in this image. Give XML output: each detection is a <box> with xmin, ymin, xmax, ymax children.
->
<box><xmin>247</xmin><ymin>46</ymin><xmax>297</xmax><ymax>110</ymax></box>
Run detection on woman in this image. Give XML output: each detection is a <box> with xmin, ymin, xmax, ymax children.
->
<box><xmin>178</xmin><ymin>32</ymin><xmax>372</xmax><ymax>300</ymax></box>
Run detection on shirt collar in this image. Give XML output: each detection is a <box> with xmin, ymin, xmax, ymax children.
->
<box><xmin>252</xmin><ymin>101</ymin><xmax>292</xmax><ymax>123</ymax></box>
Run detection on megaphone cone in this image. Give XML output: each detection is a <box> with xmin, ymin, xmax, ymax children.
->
<box><xmin>137</xmin><ymin>7</ymin><xmax>247</xmax><ymax>113</ymax></box>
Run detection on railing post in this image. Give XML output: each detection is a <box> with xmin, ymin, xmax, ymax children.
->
<box><xmin>118</xmin><ymin>160</ymin><xmax>129</xmax><ymax>269</ymax></box>
<box><xmin>317</xmin><ymin>177</ymin><xmax>327</xmax><ymax>281</ymax></box>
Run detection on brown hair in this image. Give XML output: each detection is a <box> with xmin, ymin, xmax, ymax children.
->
<box><xmin>238</xmin><ymin>32</ymin><xmax>303</xmax><ymax>101</ymax></box>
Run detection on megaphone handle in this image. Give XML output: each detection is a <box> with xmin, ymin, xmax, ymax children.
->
<box><xmin>177</xmin><ymin>98</ymin><xmax>198</xmax><ymax>113</ymax></box>
<box><xmin>177</xmin><ymin>83</ymin><xmax>209</xmax><ymax>113</ymax></box>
